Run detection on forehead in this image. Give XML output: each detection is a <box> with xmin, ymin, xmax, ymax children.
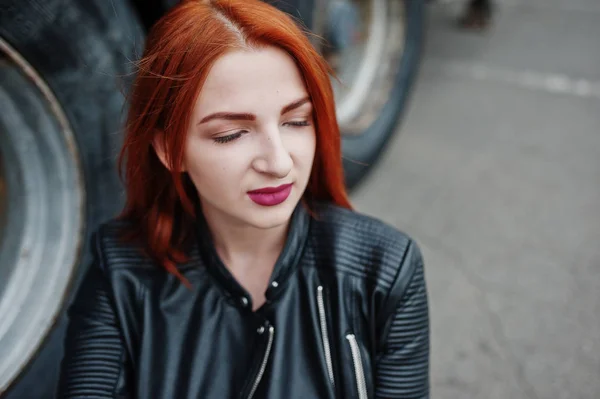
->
<box><xmin>193</xmin><ymin>47</ymin><xmax>308</xmax><ymax>115</ymax></box>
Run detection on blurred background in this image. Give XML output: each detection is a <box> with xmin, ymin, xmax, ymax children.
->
<box><xmin>0</xmin><ymin>0</ymin><xmax>598</xmax><ymax>397</ymax></box>
<box><xmin>353</xmin><ymin>0</ymin><xmax>600</xmax><ymax>397</ymax></box>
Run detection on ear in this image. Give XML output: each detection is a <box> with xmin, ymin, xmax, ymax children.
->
<box><xmin>152</xmin><ymin>131</ymin><xmax>187</xmax><ymax>172</ymax></box>
<box><xmin>151</xmin><ymin>130</ymin><xmax>172</xmax><ymax>171</ymax></box>
<box><xmin>152</xmin><ymin>129</ymin><xmax>186</xmax><ymax>172</ymax></box>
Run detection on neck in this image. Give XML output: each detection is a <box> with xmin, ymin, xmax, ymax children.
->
<box><xmin>201</xmin><ymin>208</ymin><xmax>290</xmax><ymax>267</ymax></box>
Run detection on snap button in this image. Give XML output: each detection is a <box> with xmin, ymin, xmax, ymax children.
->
<box><xmin>257</xmin><ymin>326</ymin><xmax>265</xmax><ymax>334</ymax></box>
<box><xmin>240</xmin><ymin>297</ymin><xmax>249</xmax><ymax>307</ymax></box>
<box><xmin>271</xmin><ymin>281</ymin><xmax>279</xmax><ymax>288</ymax></box>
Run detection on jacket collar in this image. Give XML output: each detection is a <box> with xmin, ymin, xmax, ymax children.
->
<box><xmin>195</xmin><ymin>202</ymin><xmax>311</xmax><ymax>306</ymax></box>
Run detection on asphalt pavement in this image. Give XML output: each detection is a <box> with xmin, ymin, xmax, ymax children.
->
<box><xmin>351</xmin><ymin>1</ymin><xmax>600</xmax><ymax>398</ymax></box>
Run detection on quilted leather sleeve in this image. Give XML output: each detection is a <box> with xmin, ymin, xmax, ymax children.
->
<box><xmin>56</xmin><ymin>234</ymin><xmax>132</xmax><ymax>399</ymax></box>
<box><xmin>375</xmin><ymin>240</ymin><xmax>430</xmax><ymax>399</ymax></box>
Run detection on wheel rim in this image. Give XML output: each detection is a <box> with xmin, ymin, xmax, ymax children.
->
<box><xmin>0</xmin><ymin>154</ymin><xmax>6</xmax><ymax>245</ymax></box>
<box><xmin>0</xmin><ymin>38</ymin><xmax>85</xmax><ymax>392</ymax></box>
<box><xmin>316</xmin><ymin>0</ymin><xmax>407</xmax><ymax>134</ymax></box>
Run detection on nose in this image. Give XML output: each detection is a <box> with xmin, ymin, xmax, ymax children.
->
<box><xmin>251</xmin><ymin>126</ymin><xmax>293</xmax><ymax>178</ymax></box>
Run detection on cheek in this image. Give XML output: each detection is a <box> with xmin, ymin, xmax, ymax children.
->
<box><xmin>288</xmin><ymin>129</ymin><xmax>317</xmax><ymax>165</ymax></box>
<box><xmin>183</xmin><ymin>141</ymin><xmax>244</xmax><ymax>189</ymax></box>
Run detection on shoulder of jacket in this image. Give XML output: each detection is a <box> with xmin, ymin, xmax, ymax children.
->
<box><xmin>308</xmin><ymin>203</ymin><xmax>415</xmax><ymax>289</ymax></box>
<box><xmin>92</xmin><ymin>218</ymin><xmax>155</xmax><ymax>272</ymax></box>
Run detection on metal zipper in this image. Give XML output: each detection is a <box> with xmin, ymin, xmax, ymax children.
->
<box><xmin>317</xmin><ymin>286</ymin><xmax>335</xmax><ymax>387</ymax></box>
<box><xmin>346</xmin><ymin>334</ymin><xmax>368</xmax><ymax>399</ymax></box>
<box><xmin>247</xmin><ymin>325</ymin><xmax>275</xmax><ymax>399</ymax></box>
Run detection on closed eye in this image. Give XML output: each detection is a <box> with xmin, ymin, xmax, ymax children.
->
<box><xmin>213</xmin><ymin>131</ymin><xmax>245</xmax><ymax>144</ymax></box>
<box><xmin>284</xmin><ymin>120</ymin><xmax>311</xmax><ymax>127</ymax></box>
<box><xmin>213</xmin><ymin>120</ymin><xmax>310</xmax><ymax>144</ymax></box>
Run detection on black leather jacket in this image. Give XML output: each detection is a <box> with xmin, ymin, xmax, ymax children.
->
<box><xmin>57</xmin><ymin>202</ymin><xmax>430</xmax><ymax>399</ymax></box>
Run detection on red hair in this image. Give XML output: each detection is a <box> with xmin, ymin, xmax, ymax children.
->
<box><xmin>118</xmin><ymin>0</ymin><xmax>351</xmax><ymax>283</ymax></box>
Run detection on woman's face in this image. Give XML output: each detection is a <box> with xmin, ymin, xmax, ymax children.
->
<box><xmin>184</xmin><ymin>46</ymin><xmax>316</xmax><ymax>230</ymax></box>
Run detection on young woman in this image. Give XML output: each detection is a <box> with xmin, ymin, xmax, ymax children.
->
<box><xmin>56</xmin><ymin>0</ymin><xmax>430</xmax><ymax>398</ymax></box>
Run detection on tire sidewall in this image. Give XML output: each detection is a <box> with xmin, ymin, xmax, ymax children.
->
<box><xmin>342</xmin><ymin>0</ymin><xmax>426</xmax><ymax>190</ymax></box>
<box><xmin>0</xmin><ymin>1</ymin><xmax>144</xmax><ymax>397</ymax></box>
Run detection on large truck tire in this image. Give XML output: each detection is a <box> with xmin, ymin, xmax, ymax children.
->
<box><xmin>328</xmin><ymin>0</ymin><xmax>426</xmax><ymax>190</ymax></box>
<box><xmin>0</xmin><ymin>0</ymin><xmax>144</xmax><ymax>397</ymax></box>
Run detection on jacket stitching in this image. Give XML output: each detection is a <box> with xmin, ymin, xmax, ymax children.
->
<box><xmin>96</xmin><ymin>228</ymin><xmax>132</xmax><ymax>398</ymax></box>
<box><xmin>376</xmin><ymin>239</ymin><xmax>418</xmax><ymax>353</ymax></box>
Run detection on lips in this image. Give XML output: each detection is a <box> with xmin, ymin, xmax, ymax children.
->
<box><xmin>248</xmin><ymin>184</ymin><xmax>292</xmax><ymax>194</ymax></box>
<box><xmin>247</xmin><ymin>183</ymin><xmax>293</xmax><ymax>206</ymax></box>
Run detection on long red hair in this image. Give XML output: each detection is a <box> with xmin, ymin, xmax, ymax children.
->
<box><xmin>118</xmin><ymin>0</ymin><xmax>351</xmax><ymax>282</ymax></box>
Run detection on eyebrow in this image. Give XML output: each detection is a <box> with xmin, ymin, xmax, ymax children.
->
<box><xmin>198</xmin><ymin>96</ymin><xmax>311</xmax><ymax>124</ymax></box>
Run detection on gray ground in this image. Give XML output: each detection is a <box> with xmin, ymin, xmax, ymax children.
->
<box><xmin>351</xmin><ymin>1</ymin><xmax>600</xmax><ymax>398</ymax></box>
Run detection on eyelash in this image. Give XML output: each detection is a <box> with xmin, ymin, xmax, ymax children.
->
<box><xmin>213</xmin><ymin>120</ymin><xmax>311</xmax><ymax>144</ymax></box>
<box><xmin>213</xmin><ymin>133</ymin><xmax>242</xmax><ymax>144</ymax></box>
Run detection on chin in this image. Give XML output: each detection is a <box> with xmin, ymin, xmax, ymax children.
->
<box><xmin>244</xmin><ymin>198</ymin><xmax>299</xmax><ymax>229</ymax></box>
